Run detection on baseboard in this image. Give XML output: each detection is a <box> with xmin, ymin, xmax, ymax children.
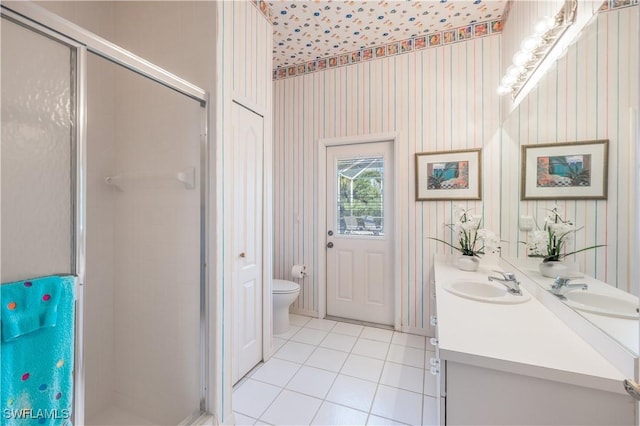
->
<box><xmin>324</xmin><ymin>315</ymin><xmax>395</xmax><ymax>331</ymax></box>
<box><xmin>179</xmin><ymin>412</ymin><xmax>216</xmax><ymax>425</ymax></box>
<box><xmin>400</xmin><ymin>324</ymin><xmax>433</xmax><ymax>337</ymax></box>
<box><xmin>289</xmin><ymin>307</ymin><xmax>318</xmax><ymax>318</ymax></box>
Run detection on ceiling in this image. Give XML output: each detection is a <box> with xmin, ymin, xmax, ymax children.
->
<box><xmin>268</xmin><ymin>0</ymin><xmax>509</xmax><ymax>70</ymax></box>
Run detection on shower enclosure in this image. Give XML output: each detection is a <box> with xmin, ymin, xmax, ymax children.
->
<box><xmin>1</xmin><ymin>7</ymin><xmax>208</xmax><ymax>425</ymax></box>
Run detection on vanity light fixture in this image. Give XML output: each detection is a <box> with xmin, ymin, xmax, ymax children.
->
<box><xmin>497</xmin><ymin>0</ymin><xmax>577</xmax><ymax>98</ymax></box>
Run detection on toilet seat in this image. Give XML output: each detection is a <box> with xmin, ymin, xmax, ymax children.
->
<box><xmin>273</xmin><ymin>279</ymin><xmax>300</xmax><ymax>294</ymax></box>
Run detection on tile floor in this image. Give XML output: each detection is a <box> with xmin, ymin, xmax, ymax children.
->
<box><xmin>233</xmin><ymin>315</ymin><xmax>438</xmax><ymax>425</ymax></box>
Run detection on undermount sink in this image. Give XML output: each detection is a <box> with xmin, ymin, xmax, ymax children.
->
<box><xmin>563</xmin><ymin>291</ymin><xmax>639</xmax><ymax>320</ymax></box>
<box><xmin>443</xmin><ymin>280</ymin><xmax>531</xmax><ymax>304</ymax></box>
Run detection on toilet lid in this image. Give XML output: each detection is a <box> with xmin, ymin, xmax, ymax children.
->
<box><xmin>273</xmin><ymin>279</ymin><xmax>300</xmax><ymax>294</ymax></box>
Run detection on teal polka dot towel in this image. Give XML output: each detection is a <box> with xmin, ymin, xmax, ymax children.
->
<box><xmin>1</xmin><ymin>276</ymin><xmax>75</xmax><ymax>425</ymax></box>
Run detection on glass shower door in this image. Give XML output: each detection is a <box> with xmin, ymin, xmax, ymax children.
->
<box><xmin>1</xmin><ymin>17</ymin><xmax>76</xmax><ymax>283</ymax></box>
<box><xmin>84</xmin><ymin>53</ymin><xmax>204</xmax><ymax>425</ymax></box>
<box><xmin>1</xmin><ymin>15</ymin><xmax>79</xmax><ymax>426</ymax></box>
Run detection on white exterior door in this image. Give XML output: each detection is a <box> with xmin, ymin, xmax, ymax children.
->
<box><xmin>326</xmin><ymin>141</ymin><xmax>394</xmax><ymax>325</ymax></box>
<box><xmin>232</xmin><ymin>102</ymin><xmax>263</xmax><ymax>383</ymax></box>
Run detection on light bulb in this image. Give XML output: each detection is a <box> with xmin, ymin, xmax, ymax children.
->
<box><xmin>507</xmin><ymin>65</ymin><xmax>523</xmax><ymax>79</ymax></box>
<box><xmin>521</xmin><ymin>35</ymin><xmax>541</xmax><ymax>52</ymax></box>
<box><xmin>535</xmin><ymin>16</ymin><xmax>555</xmax><ymax>35</ymax></box>
<box><xmin>501</xmin><ymin>74</ymin><xmax>517</xmax><ymax>86</ymax></box>
<box><xmin>497</xmin><ymin>85</ymin><xmax>511</xmax><ymax>96</ymax></box>
<box><xmin>512</xmin><ymin>50</ymin><xmax>532</xmax><ymax>67</ymax></box>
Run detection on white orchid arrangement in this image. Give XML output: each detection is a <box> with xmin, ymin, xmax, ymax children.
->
<box><xmin>526</xmin><ymin>204</ymin><xmax>605</xmax><ymax>262</ymax></box>
<box><xmin>429</xmin><ymin>205</ymin><xmax>501</xmax><ymax>257</ymax></box>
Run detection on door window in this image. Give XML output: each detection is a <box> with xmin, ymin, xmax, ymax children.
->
<box><xmin>336</xmin><ymin>156</ymin><xmax>384</xmax><ymax>236</ymax></box>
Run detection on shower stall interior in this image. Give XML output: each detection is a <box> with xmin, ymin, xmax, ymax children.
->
<box><xmin>1</xmin><ymin>8</ymin><xmax>208</xmax><ymax>426</ymax></box>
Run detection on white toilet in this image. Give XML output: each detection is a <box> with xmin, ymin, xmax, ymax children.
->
<box><xmin>272</xmin><ymin>279</ymin><xmax>300</xmax><ymax>335</ymax></box>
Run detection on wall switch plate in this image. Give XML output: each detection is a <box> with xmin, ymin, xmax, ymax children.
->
<box><xmin>519</xmin><ymin>215</ymin><xmax>535</xmax><ymax>231</ymax></box>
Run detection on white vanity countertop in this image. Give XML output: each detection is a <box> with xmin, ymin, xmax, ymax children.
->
<box><xmin>434</xmin><ymin>255</ymin><xmax>626</xmax><ymax>394</ymax></box>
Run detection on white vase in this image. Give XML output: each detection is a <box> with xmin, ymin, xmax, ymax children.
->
<box><xmin>538</xmin><ymin>260</ymin><xmax>569</xmax><ymax>278</ymax></box>
<box><xmin>454</xmin><ymin>255</ymin><xmax>480</xmax><ymax>272</ymax></box>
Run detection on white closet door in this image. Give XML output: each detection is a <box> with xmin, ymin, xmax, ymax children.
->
<box><xmin>232</xmin><ymin>102</ymin><xmax>264</xmax><ymax>383</ymax></box>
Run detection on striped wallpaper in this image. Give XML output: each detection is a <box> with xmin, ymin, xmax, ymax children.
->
<box><xmin>216</xmin><ymin>1</ymin><xmax>273</xmax><ymax>422</ymax></box>
<box><xmin>273</xmin><ymin>32</ymin><xmax>503</xmax><ymax>334</ymax></box>
<box><xmin>501</xmin><ymin>6</ymin><xmax>639</xmax><ymax>293</ymax></box>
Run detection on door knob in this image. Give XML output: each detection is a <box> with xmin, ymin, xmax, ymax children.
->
<box><xmin>239</xmin><ymin>252</ymin><xmax>246</xmax><ymax>258</ymax></box>
<box><xmin>326</xmin><ymin>242</ymin><xmax>334</xmax><ymax>248</ymax></box>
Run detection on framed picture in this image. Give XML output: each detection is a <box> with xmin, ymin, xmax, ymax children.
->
<box><xmin>415</xmin><ymin>148</ymin><xmax>482</xmax><ymax>201</ymax></box>
<box><xmin>521</xmin><ymin>140</ymin><xmax>608</xmax><ymax>200</ymax></box>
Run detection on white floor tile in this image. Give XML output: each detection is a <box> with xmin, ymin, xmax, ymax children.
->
<box><xmin>386</xmin><ymin>344</ymin><xmax>425</xmax><ymax>368</ymax></box>
<box><xmin>422</xmin><ymin>395</ymin><xmax>439</xmax><ymax>425</ymax></box>
<box><xmin>340</xmin><ymin>354</ymin><xmax>384</xmax><ymax>383</ymax></box>
<box><xmin>352</xmin><ymin>337</ymin><xmax>390</xmax><ymax>360</ymax></box>
<box><xmin>366</xmin><ymin>414</ymin><xmax>409</xmax><ymax>425</ymax></box>
<box><xmin>311</xmin><ymin>401</ymin><xmax>368</xmax><ymax>426</ymax></box>
<box><xmin>361</xmin><ymin>326</ymin><xmax>394</xmax><ymax>343</ymax></box>
<box><xmin>305</xmin><ymin>318</ymin><xmax>338</xmax><ymax>331</ymax></box>
<box><xmin>259</xmin><ymin>389</ymin><xmax>322</xmax><ymax>426</ymax></box>
<box><xmin>391</xmin><ymin>332</ymin><xmax>426</xmax><ymax>349</ymax></box>
<box><xmin>235</xmin><ymin>320</ymin><xmax>432</xmax><ymax>426</ymax></box>
<box><xmin>286</xmin><ymin>366</ymin><xmax>337</xmax><ymax>399</ymax></box>
<box><xmin>275</xmin><ymin>324</ymin><xmax>301</xmax><ymax>340</ymax></box>
<box><xmin>320</xmin><ymin>332</ymin><xmax>358</xmax><ymax>353</ymax></box>
<box><xmin>233</xmin><ymin>379</ymin><xmax>281</xmax><ymax>419</ymax></box>
<box><xmin>326</xmin><ymin>374</ymin><xmax>377</xmax><ymax>412</ymax></box>
<box><xmin>379</xmin><ymin>362</ymin><xmax>424</xmax><ymax>393</ymax></box>
<box><xmin>250</xmin><ymin>358</ymin><xmax>301</xmax><ymax>387</ymax></box>
<box><xmin>291</xmin><ymin>327</ymin><xmax>329</xmax><ymax>345</ymax></box>
<box><xmin>370</xmin><ymin>385</ymin><xmax>423</xmax><ymax>426</ymax></box>
<box><xmin>233</xmin><ymin>412</ymin><xmax>257</xmax><ymax>426</ymax></box>
<box><xmin>289</xmin><ymin>314</ymin><xmax>312</xmax><ymax>326</ymax></box>
<box><xmin>305</xmin><ymin>346</ymin><xmax>349</xmax><ymax>372</ymax></box>
<box><xmin>273</xmin><ymin>341</ymin><xmax>316</xmax><ymax>364</ymax></box>
<box><xmin>272</xmin><ymin>337</ymin><xmax>287</xmax><ymax>352</ymax></box>
<box><xmin>332</xmin><ymin>322</ymin><xmax>364</xmax><ymax>337</ymax></box>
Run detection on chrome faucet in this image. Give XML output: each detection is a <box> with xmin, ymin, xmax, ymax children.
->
<box><xmin>488</xmin><ymin>271</ymin><xmax>523</xmax><ymax>295</ymax></box>
<box><xmin>550</xmin><ymin>276</ymin><xmax>588</xmax><ymax>299</ymax></box>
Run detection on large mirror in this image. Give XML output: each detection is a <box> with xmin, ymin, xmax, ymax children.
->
<box><xmin>500</xmin><ymin>3</ymin><xmax>639</xmax><ymax>356</ymax></box>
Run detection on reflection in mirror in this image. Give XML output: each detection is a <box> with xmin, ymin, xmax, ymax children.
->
<box><xmin>505</xmin><ymin>257</ymin><xmax>639</xmax><ymax>356</ymax></box>
<box><xmin>500</xmin><ymin>3</ymin><xmax>639</xmax><ymax>355</ymax></box>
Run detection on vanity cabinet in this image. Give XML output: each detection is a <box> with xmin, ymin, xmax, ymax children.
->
<box><xmin>445</xmin><ymin>361</ymin><xmax>633</xmax><ymax>425</ymax></box>
<box><xmin>433</xmin><ymin>254</ymin><xmax>635</xmax><ymax>425</ymax></box>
